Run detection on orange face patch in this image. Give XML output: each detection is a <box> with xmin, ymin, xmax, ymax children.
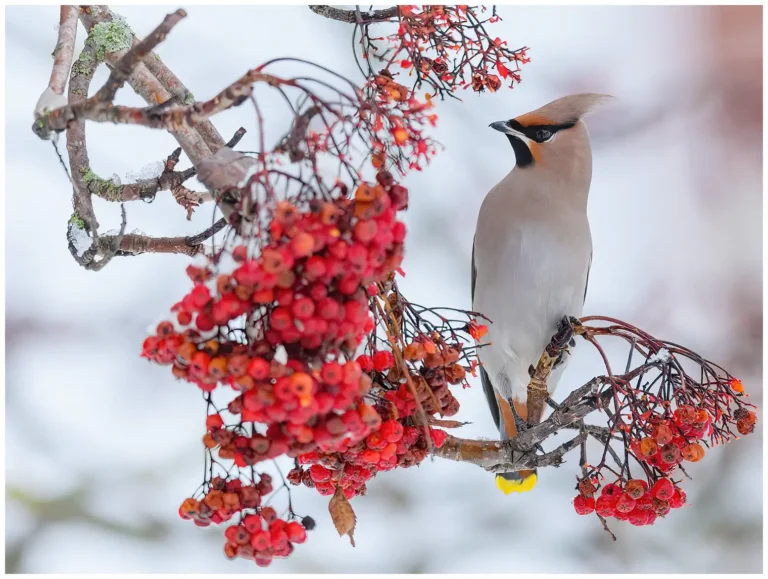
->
<box><xmin>528</xmin><ymin>141</ymin><xmax>542</xmax><ymax>162</ymax></box>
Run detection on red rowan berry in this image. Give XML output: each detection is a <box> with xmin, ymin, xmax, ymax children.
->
<box><xmin>660</xmin><ymin>443</ymin><xmax>682</xmax><ymax>464</ymax></box>
<box><xmin>737</xmin><ymin>418</ymin><xmax>755</xmax><ymax>435</ymax></box>
<box><xmin>380</xmin><ymin>420</ymin><xmax>404</xmax><ymax>443</ymax></box>
<box><xmin>573</xmin><ymin>495</ymin><xmax>595</xmax><ymax>515</ymax></box>
<box><xmin>196</xmin><ymin>313</ymin><xmax>214</xmax><ymax>332</ymax></box>
<box><xmin>206</xmin><ymin>414</ymin><xmax>224</xmax><ymax>431</ymax></box>
<box><xmin>260</xmin><ymin>506</ymin><xmax>278</xmax><ymax>524</ymax></box>
<box><xmin>615</xmin><ymin>493</ymin><xmax>637</xmax><ymax>514</ymax></box>
<box><xmin>681</xmin><ymin>442</ymin><xmax>705</xmax><ymax>462</ymax></box>
<box><xmin>652</xmin><ymin>423</ymin><xmax>674</xmax><ymax>445</ymax></box>
<box><xmin>652</xmin><ymin>478</ymin><xmax>675</xmax><ymax>501</ymax></box>
<box><xmin>243</xmin><ymin>514</ymin><xmax>261</xmax><ymax>534</ymax></box>
<box><xmin>250</xmin><ymin>530</ymin><xmax>271</xmax><ymax>552</ymax></box>
<box><xmin>624</xmin><ymin>479</ymin><xmax>648</xmax><ymax>500</ymax></box>
<box><xmin>600</xmin><ymin>483</ymin><xmax>621</xmax><ymax>497</ymax></box>
<box><xmin>674</xmin><ymin>405</ymin><xmax>696</xmax><ymax>426</ymax></box>
<box><xmin>285</xmin><ymin>521</ymin><xmax>307</xmax><ymax>544</ymax></box>
<box><xmin>638</xmin><ymin>436</ymin><xmax>659</xmax><ymax>458</ymax></box>
<box><xmin>628</xmin><ymin>509</ymin><xmax>651</xmax><ymax>526</ymax></box>
<box><xmin>653</xmin><ymin>497</ymin><xmax>671</xmax><ymax>516</ymax></box>
<box><xmin>309</xmin><ymin>464</ymin><xmax>331</xmax><ymax>483</ymax></box>
<box><xmin>595</xmin><ymin>495</ymin><xmax>616</xmax><ymax>517</ymax></box>
<box><xmin>669</xmin><ymin>488</ymin><xmax>687</xmax><ymax>509</ymax></box>
<box><xmin>373</xmin><ymin>350</ymin><xmax>395</xmax><ymax>372</ymax></box>
<box><xmin>292</xmin><ymin>297</ymin><xmax>315</xmax><ymax>320</ymax></box>
<box><xmin>177</xmin><ymin>310</ymin><xmax>192</xmax><ymax>326</ymax></box>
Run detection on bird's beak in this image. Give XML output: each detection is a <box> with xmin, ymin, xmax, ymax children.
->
<box><xmin>489</xmin><ymin>120</ymin><xmax>514</xmax><ymax>135</ymax></box>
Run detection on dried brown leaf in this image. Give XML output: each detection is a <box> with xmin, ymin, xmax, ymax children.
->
<box><xmin>329</xmin><ymin>486</ymin><xmax>356</xmax><ymax>547</ymax></box>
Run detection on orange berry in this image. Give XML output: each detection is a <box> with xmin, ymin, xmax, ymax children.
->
<box><xmin>393</xmin><ymin>127</ymin><xmax>409</xmax><ymax>145</ymax></box>
<box><xmin>681</xmin><ymin>442</ymin><xmax>705</xmax><ymax>462</ymax></box>
<box><xmin>371</xmin><ymin>152</ymin><xmax>386</xmax><ymax>168</ymax></box>
<box><xmin>177</xmin><ymin>341</ymin><xmax>197</xmax><ymax>365</ymax></box>
<box><xmin>208</xmin><ymin>356</ymin><xmax>228</xmax><ymax>378</ymax></box>
<box><xmin>290</xmin><ymin>232</ymin><xmax>315</xmax><ymax>258</ymax></box>
<box><xmin>638</xmin><ymin>437</ymin><xmax>659</xmax><ymax>458</ymax></box>
<box><xmin>730</xmin><ymin>378</ymin><xmax>744</xmax><ymax>393</ymax></box>
<box><xmin>651</xmin><ymin>423</ymin><xmax>674</xmax><ymax>445</ymax></box>
<box><xmin>289</xmin><ymin>372</ymin><xmax>314</xmax><ymax>397</ymax></box>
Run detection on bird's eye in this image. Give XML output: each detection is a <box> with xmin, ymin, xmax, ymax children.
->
<box><xmin>536</xmin><ymin>129</ymin><xmax>552</xmax><ymax>141</ymax></box>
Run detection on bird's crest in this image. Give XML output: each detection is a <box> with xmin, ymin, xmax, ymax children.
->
<box><xmin>515</xmin><ymin>93</ymin><xmax>613</xmax><ymax>127</ymax></box>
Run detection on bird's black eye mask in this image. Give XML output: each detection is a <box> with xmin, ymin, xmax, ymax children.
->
<box><xmin>507</xmin><ymin>119</ymin><xmax>577</xmax><ymax>143</ymax></box>
<box><xmin>502</xmin><ymin>119</ymin><xmax>577</xmax><ymax>167</ymax></box>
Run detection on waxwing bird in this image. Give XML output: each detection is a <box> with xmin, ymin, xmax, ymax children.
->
<box><xmin>471</xmin><ymin>94</ymin><xmax>611</xmax><ymax>494</ymax></box>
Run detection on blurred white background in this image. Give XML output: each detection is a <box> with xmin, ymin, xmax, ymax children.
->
<box><xmin>5</xmin><ymin>4</ymin><xmax>762</xmax><ymax>573</ymax></box>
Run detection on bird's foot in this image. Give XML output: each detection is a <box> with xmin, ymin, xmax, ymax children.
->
<box><xmin>545</xmin><ymin>396</ymin><xmax>561</xmax><ymax>411</ymax></box>
<box><xmin>508</xmin><ymin>398</ymin><xmax>529</xmax><ymax>433</ymax></box>
<box><xmin>552</xmin><ymin>316</ymin><xmax>576</xmax><ymax>349</ymax></box>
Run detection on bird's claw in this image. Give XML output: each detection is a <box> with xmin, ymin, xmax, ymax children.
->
<box><xmin>546</xmin><ymin>396</ymin><xmax>561</xmax><ymax>411</ymax></box>
<box><xmin>508</xmin><ymin>398</ymin><xmax>529</xmax><ymax>433</ymax></box>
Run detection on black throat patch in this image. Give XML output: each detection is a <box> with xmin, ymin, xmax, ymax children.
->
<box><xmin>505</xmin><ymin>119</ymin><xmax>577</xmax><ymax>168</ymax></box>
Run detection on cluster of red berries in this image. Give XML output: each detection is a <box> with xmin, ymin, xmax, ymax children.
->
<box><xmin>629</xmin><ymin>406</ymin><xmax>715</xmax><ymax>473</ymax></box>
<box><xmin>178</xmin><ymin>475</ymin><xmax>272</xmax><ymax>527</ymax></box>
<box><xmin>141</xmin><ymin>173</ymin><xmax>420</xmax><ymax>564</ymax></box>
<box><xmin>284</xmin><ymin>336</ymin><xmax>467</xmax><ymax>500</ymax></box>
<box><xmin>179</xmin><ymin>474</ymin><xmax>312</xmax><ymax>567</ymax></box>
<box><xmin>288</xmin><ymin>421</ymin><xmax>449</xmax><ymax>499</ymax></box>
<box><xmin>573</xmin><ymin>477</ymin><xmax>686</xmax><ymax>526</ymax></box>
<box><xmin>366</xmin><ymin>72</ymin><xmax>437</xmax><ymax>173</ymax></box>
<box><xmin>382</xmin><ymin>5</ymin><xmax>529</xmax><ymax>95</ymax></box>
<box><xmin>222</xmin><ymin>507</ymin><xmax>309</xmax><ymax>567</ymax></box>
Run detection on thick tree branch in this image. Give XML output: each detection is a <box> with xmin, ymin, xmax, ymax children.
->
<box><xmin>34</xmin><ymin>68</ymin><xmax>283</xmax><ymax>138</ymax></box>
<box><xmin>309</xmin><ymin>5</ymin><xmax>399</xmax><ymax>24</ymax></box>
<box><xmin>432</xmin><ymin>378</ymin><xmax>612</xmax><ymax>472</ymax></box>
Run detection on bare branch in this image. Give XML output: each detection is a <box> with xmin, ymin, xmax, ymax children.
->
<box><xmin>76</xmin><ymin>6</ymin><xmax>212</xmax><ymax>166</ymax></box>
<box><xmin>34</xmin><ymin>67</ymin><xmax>283</xmax><ymax>139</ymax></box>
<box><xmin>309</xmin><ymin>5</ymin><xmax>399</xmax><ymax>24</ymax></box>
<box><xmin>35</xmin><ymin>6</ymin><xmax>78</xmax><ymax>117</ymax></box>
<box><xmin>69</xmin><ymin>216</ymin><xmax>227</xmax><ymax>265</ymax></box>
<box><xmin>433</xmin><ymin>378</ymin><xmax>612</xmax><ymax>472</ymax></box>
<box><xmin>91</xmin><ymin>9</ymin><xmax>187</xmax><ymax>105</ymax></box>
<box><xmin>65</xmin><ymin>40</ymin><xmax>100</xmax><ymax>232</ymax></box>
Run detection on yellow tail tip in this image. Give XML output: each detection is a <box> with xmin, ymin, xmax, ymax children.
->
<box><xmin>496</xmin><ymin>473</ymin><xmax>537</xmax><ymax>494</ymax></box>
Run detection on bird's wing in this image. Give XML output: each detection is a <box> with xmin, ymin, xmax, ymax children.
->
<box><xmin>471</xmin><ymin>235</ymin><xmax>477</xmax><ymax>304</ymax></box>
<box><xmin>473</xmin><ymin>237</ymin><xmax>502</xmax><ymax>431</ymax></box>
<box><xmin>583</xmin><ymin>250</ymin><xmax>592</xmax><ymax>304</ymax></box>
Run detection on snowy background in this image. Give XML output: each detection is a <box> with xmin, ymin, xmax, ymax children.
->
<box><xmin>5</xmin><ymin>5</ymin><xmax>762</xmax><ymax>573</ymax></box>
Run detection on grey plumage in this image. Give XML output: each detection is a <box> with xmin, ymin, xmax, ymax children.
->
<box><xmin>472</xmin><ymin>94</ymin><xmax>609</xmax><ymax>491</ymax></box>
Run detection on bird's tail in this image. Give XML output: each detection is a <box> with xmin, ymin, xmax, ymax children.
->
<box><xmin>496</xmin><ymin>469</ymin><xmax>538</xmax><ymax>494</ymax></box>
<box><xmin>493</xmin><ymin>390</ymin><xmax>538</xmax><ymax>494</ymax></box>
